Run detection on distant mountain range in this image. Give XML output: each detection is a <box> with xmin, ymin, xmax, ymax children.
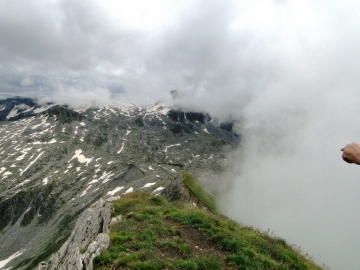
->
<box><xmin>0</xmin><ymin>97</ymin><xmax>239</xmax><ymax>269</ymax></box>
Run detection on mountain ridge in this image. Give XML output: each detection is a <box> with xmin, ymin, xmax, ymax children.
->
<box><xmin>0</xmin><ymin>97</ymin><xmax>239</xmax><ymax>269</ymax></box>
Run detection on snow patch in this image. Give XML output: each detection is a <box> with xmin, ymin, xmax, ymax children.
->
<box><xmin>95</xmin><ymin>166</ymin><xmax>101</xmax><ymax>174</ymax></box>
<box><xmin>146</xmin><ymin>103</ymin><xmax>170</xmax><ymax>115</ymax></box>
<box><xmin>14</xmin><ymin>179</ymin><xmax>30</xmax><ymax>189</ymax></box>
<box><xmin>20</xmin><ymin>152</ymin><xmax>43</xmax><ymax>176</ymax></box>
<box><xmin>101</xmin><ymin>171</ymin><xmax>115</xmax><ymax>184</ymax></box>
<box><xmin>117</xmin><ymin>142</ymin><xmax>125</xmax><ymax>154</ymax></box>
<box><xmin>6</xmin><ymin>108</ymin><xmax>18</xmax><ymax>119</ymax></box>
<box><xmin>88</xmin><ymin>179</ymin><xmax>99</xmax><ymax>185</ymax></box>
<box><xmin>0</xmin><ymin>249</ymin><xmax>25</xmax><ymax>269</ymax></box>
<box><xmin>2</xmin><ymin>171</ymin><xmax>12</xmax><ymax>176</ymax></box>
<box><xmin>22</xmin><ymin>106</ymin><xmax>34</xmax><ymax>113</ymax></box>
<box><xmin>43</xmin><ymin>177</ymin><xmax>49</xmax><ymax>185</ymax></box>
<box><xmin>164</xmin><ymin>143</ymin><xmax>181</xmax><ymax>152</ymax></box>
<box><xmin>107</xmin><ymin>186</ymin><xmax>124</xmax><ymax>196</ymax></box>
<box><xmin>124</xmin><ymin>187</ymin><xmax>133</xmax><ymax>194</ymax></box>
<box><xmin>16</xmin><ymin>147</ymin><xmax>32</xmax><ymax>160</ymax></box>
<box><xmin>69</xmin><ymin>149</ymin><xmax>93</xmax><ymax>165</ymax></box>
<box><xmin>140</xmin><ymin>182</ymin><xmax>156</xmax><ymax>189</ymax></box>
<box><xmin>152</xmin><ymin>187</ymin><xmax>164</xmax><ymax>193</ymax></box>
<box><xmin>33</xmin><ymin>104</ymin><xmax>55</xmax><ymax>113</ymax></box>
<box><xmin>80</xmin><ymin>185</ymin><xmax>92</xmax><ymax>197</ymax></box>
<box><xmin>31</xmin><ymin>115</ymin><xmax>49</xmax><ymax>129</ymax></box>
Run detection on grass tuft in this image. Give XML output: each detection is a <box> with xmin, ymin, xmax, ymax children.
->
<box><xmin>116</xmin><ymin>253</ymin><xmax>138</xmax><ymax>266</ymax></box>
<box><xmin>174</xmin><ymin>260</ymin><xmax>198</xmax><ymax>269</ymax></box>
<box><xmin>109</xmin><ymin>231</ymin><xmax>132</xmax><ymax>244</ymax></box>
<box><xmin>196</xmin><ymin>257</ymin><xmax>222</xmax><ymax>270</ymax></box>
<box><xmin>217</xmin><ymin>236</ymin><xmax>241</xmax><ymax>252</ymax></box>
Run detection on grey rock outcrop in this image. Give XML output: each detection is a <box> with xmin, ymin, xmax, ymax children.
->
<box><xmin>161</xmin><ymin>177</ymin><xmax>191</xmax><ymax>203</ymax></box>
<box><xmin>110</xmin><ymin>214</ymin><xmax>122</xmax><ymax>225</ymax></box>
<box><xmin>38</xmin><ymin>199</ymin><xmax>110</xmax><ymax>270</ymax></box>
<box><xmin>113</xmin><ymin>163</ymin><xmax>145</xmax><ymax>184</ymax></box>
<box><xmin>161</xmin><ymin>176</ymin><xmax>214</xmax><ymax>212</ymax></box>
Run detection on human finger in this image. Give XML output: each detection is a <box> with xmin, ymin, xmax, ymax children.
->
<box><xmin>342</xmin><ymin>155</ymin><xmax>354</xmax><ymax>163</ymax></box>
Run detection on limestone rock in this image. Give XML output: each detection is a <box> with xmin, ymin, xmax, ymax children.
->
<box><xmin>106</xmin><ymin>195</ymin><xmax>120</xmax><ymax>202</ymax></box>
<box><xmin>161</xmin><ymin>177</ymin><xmax>191</xmax><ymax>203</ymax></box>
<box><xmin>110</xmin><ymin>214</ymin><xmax>122</xmax><ymax>225</ymax></box>
<box><xmin>38</xmin><ymin>199</ymin><xmax>110</xmax><ymax>270</ymax></box>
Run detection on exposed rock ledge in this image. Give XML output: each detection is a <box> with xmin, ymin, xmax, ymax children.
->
<box><xmin>38</xmin><ymin>199</ymin><xmax>111</xmax><ymax>270</ymax></box>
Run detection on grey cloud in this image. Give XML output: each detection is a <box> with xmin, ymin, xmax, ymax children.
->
<box><xmin>0</xmin><ymin>0</ymin><xmax>142</xmax><ymax>102</ymax></box>
<box><xmin>0</xmin><ymin>0</ymin><xmax>140</xmax><ymax>69</ymax></box>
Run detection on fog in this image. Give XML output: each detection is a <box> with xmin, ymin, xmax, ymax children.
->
<box><xmin>219</xmin><ymin>86</ymin><xmax>360</xmax><ymax>269</ymax></box>
<box><xmin>1</xmin><ymin>0</ymin><xmax>360</xmax><ymax>268</ymax></box>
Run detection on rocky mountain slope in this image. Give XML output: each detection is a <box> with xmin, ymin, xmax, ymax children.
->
<box><xmin>0</xmin><ymin>97</ymin><xmax>239</xmax><ymax>270</ymax></box>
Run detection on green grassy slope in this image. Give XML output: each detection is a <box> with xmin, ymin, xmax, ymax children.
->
<box><xmin>94</xmin><ymin>193</ymin><xmax>322</xmax><ymax>270</ymax></box>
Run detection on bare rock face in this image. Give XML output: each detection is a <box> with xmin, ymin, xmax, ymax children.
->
<box><xmin>38</xmin><ymin>199</ymin><xmax>110</xmax><ymax>270</ymax></box>
<box><xmin>161</xmin><ymin>177</ymin><xmax>191</xmax><ymax>203</ymax></box>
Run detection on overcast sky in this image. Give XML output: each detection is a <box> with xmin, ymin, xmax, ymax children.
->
<box><xmin>2</xmin><ymin>1</ymin><xmax>360</xmax><ymax>269</ymax></box>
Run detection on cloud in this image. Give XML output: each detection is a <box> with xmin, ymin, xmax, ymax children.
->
<box><xmin>16</xmin><ymin>103</ymin><xmax>30</xmax><ymax>110</ymax></box>
<box><xmin>20</xmin><ymin>77</ymin><xmax>34</xmax><ymax>87</ymax></box>
<box><xmin>0</xmin><ymin>0</ymin><xmax>138</xmax><ymax>68</ymax></box>
<box><xmin>39</xmin><ymin>85</ymin><xmax>115</xmax><ymax>108</ymax></box>
<box><xmin>0</xmin><ymin>0</ymin><xmax>144</xmax><ymax>103</ymax></box>
<box><xmin>1</xmin><ymin>1</ymin><xmax>360</xmax><ymax>268</ymax></box>
<box><xmin>218</xmin><ymin>85</ymin><xmax>360</xmax><ymax>269</ymax></box>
